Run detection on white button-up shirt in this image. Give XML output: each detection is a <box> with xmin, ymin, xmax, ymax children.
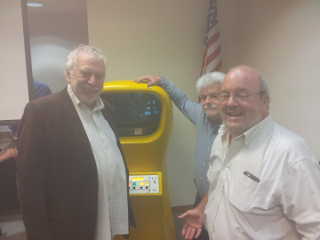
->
<box><xmin>68</xmin><ymin>85</ymin><xmax>128</xmax><ymax>240</ymax></box>
<box><xmin>205</xmin><ymin>116</ymin><xmax>320</xmax><ymax>239</ymax></box>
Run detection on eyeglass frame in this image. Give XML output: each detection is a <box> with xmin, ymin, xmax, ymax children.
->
<box><xmin>218</xmin><ymin>90</ymin><xmax>266</xmax><ymax>102</ymax></box>
<box><xmin>198</xmin><ymin>93</ymin><xmax>220</xmax><ymax>102</ymax></box>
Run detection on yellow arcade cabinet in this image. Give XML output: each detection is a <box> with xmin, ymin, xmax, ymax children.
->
<box><xmin>101</xmin><ymin>81</ymin><xmax>176</xmax><ymax>240</ymax></box>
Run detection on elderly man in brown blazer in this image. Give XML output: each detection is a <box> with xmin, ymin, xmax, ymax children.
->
<box><xmin>17</xmin><ymin>45</ymin><xmax>134</xmax><ymax>240</ymax></box>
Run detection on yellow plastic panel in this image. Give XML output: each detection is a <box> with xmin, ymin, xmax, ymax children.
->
<box><xmin>103</xmin><ymin>81</ymin><xmax>175</xmax><ymax>240</ymax></box>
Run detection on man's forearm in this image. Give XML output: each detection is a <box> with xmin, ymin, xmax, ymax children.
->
<box><xmin>0</xmin><ymin>152</ymin><xmax>6</xmax><ymax>162</ymax></box>
<box><xmin>195</xmin><ymin>194</ymin><xmax>208</xmax><ymax>213</ymax></box>
<box><xmin>0</xmin><ymin>148</ymin><xmax>17</xmax><ymax>162</ymax></box>
<box><xmin>159</xmin><ymin>77</ymin><xmax>201</xmax><ymax>124</ymax></box>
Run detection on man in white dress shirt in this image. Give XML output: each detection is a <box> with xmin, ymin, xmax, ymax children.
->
<box><xmin>180</xmin><ymin>65</ymin><xmax>320</xmax><ymax>239</ymax></box>
<box><xmin>17</xmin><ymin>45</ymin><xmax>133</xmax><ymax>240</ymax></box>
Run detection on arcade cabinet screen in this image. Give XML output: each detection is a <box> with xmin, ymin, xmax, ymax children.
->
<box><xmin>101</xmin><ymin>92</ymin><xmax>161</xmax><ymax>137</ymax></box>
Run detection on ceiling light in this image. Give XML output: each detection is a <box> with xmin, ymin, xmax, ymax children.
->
<box><xmin>27</xmin><ymin>1</ymin><xmax>44</xmax><ymax>7</ymax></box>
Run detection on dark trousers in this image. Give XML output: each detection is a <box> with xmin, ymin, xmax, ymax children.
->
<box><xmin>194</xmin><ymin>193</ymin><xmax>209</xmax><ymax>240</ymax></box>
<box><xmin>196</xmin><ymin>229</ymin><xmax>209</xmax><ymax>240</ymax></box>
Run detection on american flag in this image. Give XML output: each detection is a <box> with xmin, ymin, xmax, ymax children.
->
<box><xmin>201</xmin><ymin>0</ymin><xmax>222</xmax><ymax>74</ymax></box>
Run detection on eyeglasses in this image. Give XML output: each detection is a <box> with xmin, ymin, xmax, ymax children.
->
<box><xmin>199</xmin><ymin>93</ymin><xmax>220</xmax><ymax>102</ymax></box>
<box><xmin>218</xmin><ymin>90</ymin><xmax>264</xmax><ymax>102</ymax></box>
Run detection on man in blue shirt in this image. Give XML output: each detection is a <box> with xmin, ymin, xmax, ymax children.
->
<box><xmin>137</xmin><ymin>72</ymin><xmax>225</xmax><ymax>240</ymax></box>
<box><xmin>31</xmin><ymin>81</ymin><xmax>52</xmax><ymax>99</ymax></box>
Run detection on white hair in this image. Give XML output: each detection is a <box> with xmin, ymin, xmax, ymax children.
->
<box><xmin>196</xmin><ymin>72</ymin><xmax>225</xmax><ymax>93</ymax></box>
<box><xmin>65</xmin><ymin>45</ymin><xmax>106</xmax><ymax>73</ymax></box>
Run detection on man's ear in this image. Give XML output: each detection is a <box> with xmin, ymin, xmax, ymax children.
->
<box><xmin>261</xmin><ymin>93</ymin><xmax>270</xmax><ymax>105</ymax></box>
<box><xmin>64</xmin><ymin>70</ymin><xmax>70</xmax><ymax>83</ymax></box>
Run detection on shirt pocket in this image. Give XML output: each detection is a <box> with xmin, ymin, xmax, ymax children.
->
<box><xmin>228</xmin><ymin>169</ymin><xmax>262</xmax><ymax>212</ymax></box>
<box><xmin>229</xmin><ymin>171</ymin><xmax>277</xmax><ymax>214</ymax></box>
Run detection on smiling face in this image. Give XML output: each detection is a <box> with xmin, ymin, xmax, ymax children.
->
<box><xmin>198</xmin><ymin>83</ymin><xmax>222</xmax><ymax>123</ymax></box>
<box><xmin>66</xmin><ymin>53</ymin><xmax>105</xmax><ymax>107</ymax></box>
<box><xmin>220</xmin><ymin>66</ymin><xmax>269</xmax><ymax>138</ymax></box>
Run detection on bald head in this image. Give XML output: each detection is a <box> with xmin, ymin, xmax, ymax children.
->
<box><xmin>228</xmin><ymin>65</ymin><xmax>261</xmax><ymax>88</ymax></box>
<box><xmin>220</xmin><ymin>65</ymin><xmax>270</xmax><ymax>138</ymax></box>
<box><xmin>226</xmin><ymin>65</ymin><xmax>269</xmax><ymax>99</ymax></box>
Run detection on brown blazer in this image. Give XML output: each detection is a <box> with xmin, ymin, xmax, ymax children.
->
<box><xmin>17</xmin><ymin>89</ymin><xmax>133</xmax><ymax>240</ymax></box>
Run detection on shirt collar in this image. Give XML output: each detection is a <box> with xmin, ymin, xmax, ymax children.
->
<box><xmin>243</xmin><ymin>116</ymin><xmax>272</xmax><ymax>145</ymax></box>
<box><xmin>219</xmin><ymin>115</ymin><xmax>273</xmax><ymax>146</ymax></box>
<box><xmin>67</xmin><ymin>84</ymin><xmax>104</xmax><ymax>112</ymax></box>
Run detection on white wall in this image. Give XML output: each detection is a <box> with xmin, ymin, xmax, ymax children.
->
<box><xmin>87</xmin><ymin>0</ymin><xmax>210</xmax><ymax>206</ymax></box>
<box><xmin>217</xmin><ymin>0</ymin><xmax>320</xmax><ymax>158</ymax></box>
